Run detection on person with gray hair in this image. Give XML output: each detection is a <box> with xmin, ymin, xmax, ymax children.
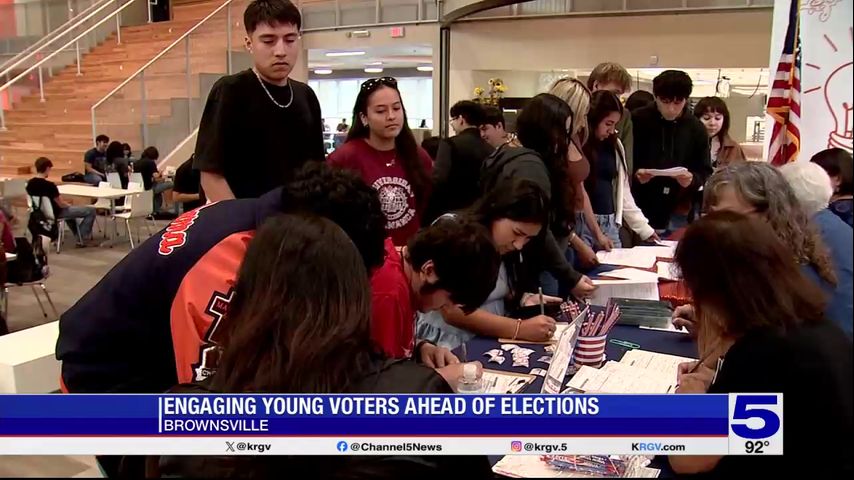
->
<box><xmin>702</xmin><ymin>162</ymin><xmax>851</xmax><ymax>337</ymax></box>
<box><xmin>780</xmin><ymin>161</ymin><xmax>834</xmax><ymax>215</ymax></box>
<box><xmin>781</xmin><ymin>161</ymin><xmax>853</xmax><ymax>337</ymax></box>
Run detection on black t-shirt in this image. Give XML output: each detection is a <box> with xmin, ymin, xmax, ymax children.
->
<box><xmin>173</xmin><ymin>157</ymin><xmax>204</xmax><ymax>211</ymax></box>
<box><xmin>702</xmin><ymin>321</ymin><xmax>853</xmax><ymax>477</ymax></box>
<box><xmin>84</xmin><ymin>148</ymin><xmax>107</xmax><ymax>174</ymax></box>
<box><xmin>26</xmin><ymin>177</ymin><xmax>61</xmax><ymax>215</ymax></box>
<box><xmin>590</xmin><ymin>142</ymin><xmax>617</xmax><ymax>215</ymax></box>
<box><xmin>133</xmin><ymin>157</ymin><xmax>158</xmax><ymax>190</ymax></box>
<box><xmin>193</xmin><ymin>69</ymin><xmax>325</xmax><ymax>198</ymax></box>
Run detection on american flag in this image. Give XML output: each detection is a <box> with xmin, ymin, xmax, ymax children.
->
<box><xmin>767</xmin><ymin>0</ymin><xmax>802</xmax><ymax>166</ymax></box>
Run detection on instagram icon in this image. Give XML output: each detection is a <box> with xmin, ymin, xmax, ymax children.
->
<box><xmin>511</xmin><ymin>441</ymin><xmax>522</xmax><ymax>452</ymax></box>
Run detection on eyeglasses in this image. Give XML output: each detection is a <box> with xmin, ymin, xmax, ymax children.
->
<box><xmin>361</xmin><ymin>77</ymin><xmax>398</xmax><ymax>92</ymax></box>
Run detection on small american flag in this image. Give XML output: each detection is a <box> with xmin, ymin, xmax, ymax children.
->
<box><xmin>767</xmin><ymin>0</ymin><xmax>802</xmax><ymax>166</ymax></box>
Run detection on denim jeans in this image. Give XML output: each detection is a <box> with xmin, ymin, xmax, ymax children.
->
<box><xmin>152</xmin><ymin>181</ymin><xmax>174</xmax><ymax>212</ymax></box>
<box><xmin>578</xmin><ymin>213</ymin><xmax>623</xmax><ymax>249</ymax></box>
<box><xmin>83</xmin><ymin>172</ymin><xmax>102</xmax><ymax>186</ymax></box>
<box><xmin>59</xmin><ymin>205</ymin><xmax>96</xmax><ymax>240</ymax></box>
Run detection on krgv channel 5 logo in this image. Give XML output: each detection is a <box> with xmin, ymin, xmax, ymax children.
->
<box><xmin>729</xmin><ymin>394</ymin><xmax>783</xmax><ymax>455</ymax></box>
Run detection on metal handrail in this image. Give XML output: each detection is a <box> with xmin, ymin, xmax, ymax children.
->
<box><xmin>91</xmin><ymin>0</ymin><xmax>234</xmax><ymax>113</ymax></box>
<box><xmin>0</xmin><ymin>0</ymin><xmax>114</xmax><ymax>76</ymax></box>
<box><xmin>0</xmin><ymin>0</ymin><xmax>145</xmax><ymax>95</ymax></box>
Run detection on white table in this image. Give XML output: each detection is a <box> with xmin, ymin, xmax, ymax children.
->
<box><xmin>0</xmin><ymin>321</ymin><xmax>60</xmax><ymax>393</ymax></box>
<box><xmin>58</xmin><ymin>184</ymin><xmax>140</xmax><ymax>199</ymax></box>
<box><xmin>58</xmin><ymin>184</ymin><xmax>143</xmax><ymax>247</ymax></box>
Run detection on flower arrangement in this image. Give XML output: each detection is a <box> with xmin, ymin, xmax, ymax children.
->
<box><xmin>473</xmin><ymin>78</ymin><xmax>507</xmax><ymax>106</ymax></box>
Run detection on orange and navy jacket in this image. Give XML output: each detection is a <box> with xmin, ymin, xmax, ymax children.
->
<box><xmin>56</xmin><ymin>188</ymin><xmax>284</xmax><ymax>393</ymax></box>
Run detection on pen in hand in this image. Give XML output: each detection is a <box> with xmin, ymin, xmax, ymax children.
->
<box><xmin>538</xmin><ymin>287</ymin><xmax>545</xmax><ymax>316</ymax></box>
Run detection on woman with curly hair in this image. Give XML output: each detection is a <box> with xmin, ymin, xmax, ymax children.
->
<box><xmin>696</xmin><ymin>162</ymin><xmax>848</xmax><ymax>333</ymax></box>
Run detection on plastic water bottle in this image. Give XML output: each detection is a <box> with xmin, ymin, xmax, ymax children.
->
<box><xmin>456</xmin><ymin>363</ymin><xmax>484</xmax><ymax>394</ymax></box>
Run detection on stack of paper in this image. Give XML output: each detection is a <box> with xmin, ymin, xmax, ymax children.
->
<box><xmin>596</xmin><ymin>249</ymin><xmax>657</xmax><ymax>269</ymax></box>
<box><xmin>589</xmin><ymin>279</ymin><xmax>659</xmax><ymax>306</ymax></box>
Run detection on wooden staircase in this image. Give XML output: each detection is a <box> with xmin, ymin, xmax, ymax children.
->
<box><xmin>0</xmin><ymin>0</ymin><xmax>247</xmax><ymax>178</ymax></box>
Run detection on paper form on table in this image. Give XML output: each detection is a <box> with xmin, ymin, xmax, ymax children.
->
<box><xmin>633</xmin><ymin>244</ymin><xmax>677</xmax><ymax>259</ymax></box>
<box><xmin>589</xmin><ymin>279</ymin><xmax>659</xmax><ymax>306</ymax></box>
<box><xmin>619</xmin><ymin>349</ymin><xmax>696</xmax><ymax>378</ymax></box>
<box><xmin>599</xmin><ymin>267</ymin><xmax>661</xmax><ymax>282</ymax></box>
<box><xmin>565</xmin><ymin>361</ymin><xmax>677</xmax><ymax>394</ymax></box>
<box><xmin>596</xmin><ymin>248</ymin><xmax>658</xmax><ymax>269</ymax></box>
<box><xmin>481</xmin><ymin>369</ymin><xmax>536</xmax><ymax>394</ymax></box>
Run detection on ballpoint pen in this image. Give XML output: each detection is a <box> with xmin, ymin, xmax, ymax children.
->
<box><xmin>538</xmin><ymin>287</ymin><xmax>545</xmax><ymax>316</ymax></box>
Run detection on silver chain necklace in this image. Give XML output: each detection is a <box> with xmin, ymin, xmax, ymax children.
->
<box><xmin>253</xmin><ymin>69</ymin><xmax>293</xmax><ymax>109</ymax></box>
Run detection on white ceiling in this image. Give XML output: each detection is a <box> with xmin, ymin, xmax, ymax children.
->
<box><xmin>308</xmin><ymin>44</ymin><xmax>433</xmax><ymax>71</ymax></box>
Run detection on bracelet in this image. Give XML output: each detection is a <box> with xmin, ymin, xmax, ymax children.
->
<box><xmin>512</xmin><ymin>319</ymin><xmax>522</xmax><ymax>340</ymax></box>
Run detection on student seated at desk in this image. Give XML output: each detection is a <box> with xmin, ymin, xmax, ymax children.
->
<box><xmin>417</xmin><ymin>179</ymin><xmax>564</xmax><ymax>349</ymax></box>
<box><xmin>26</xmin><ymin>157</ymin><xmax>97</xmax><ymax>247</ymax></box>
<box><xmin>156</xmin><ymin>214</ymin><xmax>491</xmax><ymax>478</ymax></box>
<box><xmin>669</xmin><ymin>212</ymin><xmax>853</xmax><ymax>477</ymax></box>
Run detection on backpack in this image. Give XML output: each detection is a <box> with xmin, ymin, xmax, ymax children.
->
<box><xmin>61</xmin><ymin>172</ymin><xmax>85</xmax><ymax>183</ymax></box>
<box><xmin>6</xmin><ymin>236</ymin><xmax>48</xmax><ymax>284</ymax></box>
<box><xmin>27</xmin><ymin>196</ymin><xmax>58</xmax><ymax>241</ymax></box>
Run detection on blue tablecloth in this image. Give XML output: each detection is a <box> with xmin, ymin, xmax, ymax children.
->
<box><xmin>459</xmin><ymin>325</ymin><xmax>696</xmax><ymax>393</ymax></box>
<box><xmin>463</xmin><ymin>326</ymin><xmax>695</xmax><ymax>478</ymax></box>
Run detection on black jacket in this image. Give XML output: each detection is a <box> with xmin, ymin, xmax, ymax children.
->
<box><xmin>424</xmin><ymin>128</ymin><xmax>494</xmax><ymax>225</ymax></box>
<box><xmin>154</xmin><ymin>359</ymin><xmax>493</xmax><ymax>479</ymax></box>
<box><xmin>480</xmin><ymin>146</ymin><xmax>582</xmax><ymax>295</ymax></box>
<box><xmin>630</xmin><ymin>104</ymin><xmax>712</xmax><ymax>229</ymax></box>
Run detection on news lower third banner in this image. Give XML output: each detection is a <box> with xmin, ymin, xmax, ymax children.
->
<box><xmin>0</xmin><ymin>394</ymin><xmax>782</xmax><ymax>456</ymax></box>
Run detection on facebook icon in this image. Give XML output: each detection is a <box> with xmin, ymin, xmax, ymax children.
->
<box><xmin>336</xmin><ymin>441</ymin><xmax>348</xmax><ymax>452</ymax></box>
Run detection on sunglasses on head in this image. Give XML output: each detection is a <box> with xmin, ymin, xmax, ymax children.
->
<box><xmin>361</xmin><ymin>77</ymin><xmax>398</xmax><ymax>92</ymax></box>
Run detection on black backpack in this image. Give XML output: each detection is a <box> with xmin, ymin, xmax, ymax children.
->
<box><xmin>6</xmin><ymin>236</ymin><xmax>48</xmax><ymax>284</ymax></box>
<box><xmin>27</xmin><ymin>196</ymin><xmax>58</xmax><ymax>241</ymax></box>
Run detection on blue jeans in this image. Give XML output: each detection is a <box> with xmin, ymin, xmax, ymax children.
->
<box><xmin>59</xmin><ymin>205</ymin><xmax>96</xmax><ymax>240</ymax></box>
<box><xmin>83</xmin><ymin>172</ymin><xmax>102</xmax><ymax>186</ymax></box>
<box><xmin>152</xmin><ymin>181</ymin><xmax>174</xmax><ymax>212</ymax></box>
<box><xmin>578</xmin><ymin>213</ymin><xmax>622</xmax><ymax>249</ymax></box>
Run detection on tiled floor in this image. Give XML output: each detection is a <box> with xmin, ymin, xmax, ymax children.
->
<box><xmin>3</xmin><ymin>217</ymin><xmax>170</xmax><ymax>477</ymax></box>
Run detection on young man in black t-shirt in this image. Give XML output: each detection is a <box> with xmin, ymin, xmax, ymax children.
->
<box><xmin>193</xmin><ymin>0</ymin><xmax>324</xmax><ymax>201</ymax></box>
<box><xmin>83</xmin><ymin>134</ymin><xmax>109</xmax><ymax>186</ymax></box>
<box><xmin>26</xmin><ymin>157</ymin><xmax>96</xmax><ymax>245</ymax></box>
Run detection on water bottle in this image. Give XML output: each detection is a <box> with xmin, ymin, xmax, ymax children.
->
<box><xmin>456</xmin><ymin>363</ymin><xmax>484</xmax><ymax>394</ymax></box>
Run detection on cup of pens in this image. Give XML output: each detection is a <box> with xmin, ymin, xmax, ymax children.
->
<box><xmin>572</xmin><ymin>302</ymin><xmax>621</xmax><ymax>368</ymax></box>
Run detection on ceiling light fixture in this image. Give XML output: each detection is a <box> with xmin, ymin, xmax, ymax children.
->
<box><xmin>326</xmin><ymin>51</ymin><xmax>366</xmax><ymax>57</ymax></box>
<box><xmin>416</xmin><ymin>65</ymin><xmax>433</xmax><ymax>72</ymax></box>
<box><xmin>364</xmin><ymin>67</ymin><xmax>384</xmax><ymax>74</ymax></box>
<box><xmin>314</xmin><ymin>68</ymin><xmax>333</xmax><ymax>75</ymax></box>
